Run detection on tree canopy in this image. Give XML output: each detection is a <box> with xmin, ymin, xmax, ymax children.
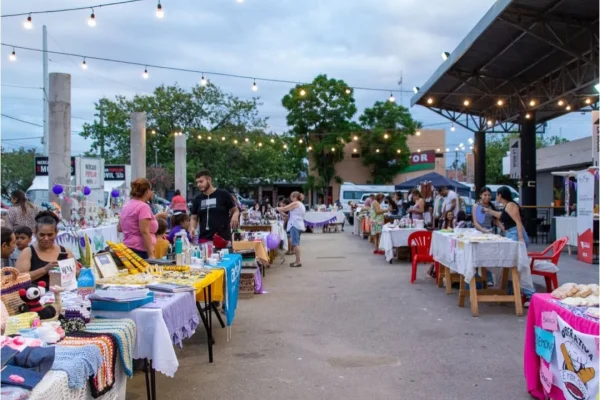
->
<box><xmin>1</xmin><ymin>147</ymin><xmax>37</xmax><ymax>195</ymax></box>
<box><xmin>358</xmin><ymin>101</ymin><xmax>420</xmax><ymax>184</ymax></box>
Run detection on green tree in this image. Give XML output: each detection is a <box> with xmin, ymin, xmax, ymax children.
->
<box><xmin>281</xmin><ymin>74</ymin><xmax>357</xmax><ymax>196</ymax></box>
<box><xmin>1</xmin><ymin>147</ymin><xmax>37</xmax><ymax>195</ymax></box>
<box><xmin>358</xmin><ymin>101</ymin><xmax>420</xmax><ymax>183</ymax></box>
<box><xmin>485</xmin><ymin>133</ymin><xmax>569</xmax><ymax>184</ymax></box>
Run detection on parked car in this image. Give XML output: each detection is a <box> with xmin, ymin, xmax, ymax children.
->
<box><xmin>235</xmin><ymin>194</ymin><xmax>255</xmax><ymax>208</ymax></box>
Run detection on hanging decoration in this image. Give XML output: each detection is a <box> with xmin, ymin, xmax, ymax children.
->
<box><xmin>266</xmin><ymin>233</ymin><xmax>281</xmax><ymax>250</ymax></box>
<box><xmin>52</xmin><ymin>184</ymin><xmax>64</xmax><ymax>195</ymax></box>
<box><xmin>111</xmin><ymin>188</ymin><xmax>120</xmax><ymax>198</ymax></box>
<box><xmin>83</xmin><ymin>186</ymin><xmax>91</xmax><ymax>196</ymax></box>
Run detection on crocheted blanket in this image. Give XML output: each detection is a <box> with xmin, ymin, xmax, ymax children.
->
<box><xmin>84</xmin><ymin>318</ymin><xmax>136</xmax><ymax>377</ymax></box>
<box><xmin>58</xmin><ymin>332</ymin><xmax>117</xmax><ymax>398</ymax></box>
<box><xmin>52</xmin><ymin>345</ymin><xmax>103</xmax><ymax>389</ymax></box>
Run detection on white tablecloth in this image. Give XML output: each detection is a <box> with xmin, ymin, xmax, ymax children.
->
<box><xmin>379</xmin><ymin>226</ymin><xmax>426</xmax><ymax>262</ymax></box>
<box><xmin>29</xmin><ymin>359</ymin><xmax>126</xmax><ymax>400</ymax></box>
<box><xmin>55</xmin><ymin>225</ymin><xmax>120</xmax><ymax>258</ymax></box>
<box><xmin>430</xmin><ymin>231</ymin><xmax>534</xmax><ymax>292</ymax></box>
<box><xmin>304</xmin><ymin>211</ymin><xmax>346</xmax><ymax>227</ymax></box>
<box><xmin>554</xmin><ymin>216</ymin><xmax>577</xmax><ymax>247</ymax></box>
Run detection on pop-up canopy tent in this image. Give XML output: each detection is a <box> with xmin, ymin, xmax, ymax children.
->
<box><xmin>395</xmin><ymin>172</ymin><xmax>470</xmax><ymax>196</ymax></box>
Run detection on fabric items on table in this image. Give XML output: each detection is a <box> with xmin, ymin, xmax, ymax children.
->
<box><xmin>379</xmin><ymin>226</ymin><xmax>426</xmax><ymax>262</ymax></box>
<box><xmin>1</xmin><ymin>336</ymin><xmax>44</xmax><ymax>351</ymax></box>
<box><xmin>430</xmin><ymin>231</ymin><xmax>534</xmax><ymax>292</ymax></box>
<box><xmin>1</xmin><ymin>346</ymin><xmax>55</xmax><ymax>390</ymax></box>
<box><xmin>141</xmin><ymin>292</ymin><xmax>199</xmax><ymax>349</ymax></box>
<box><xmin>58</xmin><ymin>332</ymin><xmax>117</xmax><ymax>398</ymax></box>
<box><xmin>51</xmin><ymin>345</ymin><xmax>103</xmax><ymax>389</ymax></box>
<box><xmin>84</xmin><ymin>318</ymin><xmax>136</xmax><ymax>377</ymax></box>
<box><xmin>524</xmin><ymin>294</ymin><xmax>599</xmax><ymax>400</ymax></box>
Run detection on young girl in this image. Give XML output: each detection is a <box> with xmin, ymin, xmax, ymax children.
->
<box><xmin>168</xmin><ymin>212</ymin><xmax>191</xmax><ymax>243</ymax></box>
<box><xmin>442</xmin><ymin>211</ymin><xmax>455</xmax><ymax>229</ymax></box>
<box><xmin>154</xmin><ymin>218</ymin><xmax>170</xmax><ymax>258</ymax></box>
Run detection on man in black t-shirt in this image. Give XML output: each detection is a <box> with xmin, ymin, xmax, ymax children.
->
<box><xmin>190</xmin><ymin>169</ymin><xmax>239</xmax><ymax>243</ymax></box>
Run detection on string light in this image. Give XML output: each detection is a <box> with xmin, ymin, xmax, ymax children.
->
<box><xmin>427</xmin><ymin>97</ymin><xmax>433</xmax><ymax>105</ymax></box>
<box><xmin>388</xmin><ymin>93</ymin><xmax>395</xmax><ymax>102</ymax></box>
<box><xmin>88</xmin><ymin>9</ymin><xmax>96</xmax><ymax>27</ymax></box>
<box><xmin>463</xmin><ymin>99</ymin><xmax>470</xmax><ymax>107</ymax></box>
<box><xmin>81</xmin><ymin>58</ymin><xmax>88</xmax><ymax>70</ymax></box>
<box><xmin>415</xmin><ymin>130</ymin><xmax>421</xmax><ymax>136</ymax></box>
<box><xmin>24</xmin><ymin>15</ymin><xmax>33</xmax><ymax>29</ymax></box>
<box><xmin>151</xmin><ymin>130</ymin><xmax>156</xmax><ymax>134</ymax></box>
<box><xmin>470</xmin><ymin>146</ymin><xmax>473</xmax><ymax>150</ymax></box>
<box><xmin>345</xmin><ymin>88</ymin><xmax>351</xmax><ymax>94</ymax></box>
<box><xmin>299</xmin><ymin>89</ymin><xmax>306</xmax><ymax>96</ymax></box>
<box><xmin>353</xmin><ymin>148</ymin><xmax>358</xmax><ymax>153</ymax></box>
<box><xmin>252</xmin><ymin>79</ymin><xmax>258</xmax><ymax>92</ymax></box>
<box><xmin>497</xmin><ymin>99</ymin><xmax>504</xmax><ymax>106</ymax></box>
<box><xmin>221</xmin><ymin>136</ymin><xmax>226</xmax><ymax>141</ymax></box>
<box><xmin>197</xmin><ymin>135</ymin><xmax>202</xmax><ymax>139</ymax></box>
<box><xmin>353</xmin><ymin>135</ymin><xmax>358</xmax><ymax>141</ymax></box>
<box><xmin>417</xmin><ymin>149</ymin><xmax>421</xmax><ymax>153</ymax></box>
<box><xmin>283</xmin><ymin>144</ymin><xmax>288</xmax><ymax>149</ymax></box>
<box><xmin>383</xmin><ymin>133</ymin><xmax>389</xmax><ymax>140</ymax></box>
<box><xmin>207</xmin><ymin>136</ymin><xmax>212</xmax><ymax>140</ymax></box>
<box><xmin>375</xmin><ymin>149</ymin><xmax>380</xmax><ymax>153</ymax></box>
<box><xmin>308</xmin><ymin>146</ymin><xmax>312</xmax><ymax>151</ymax></box>
<box><xmin>155</xmin><ymin>1</ymin><xmax>164</xmax><ymax>18</ymax></box>
<box><xmin>558</xmin><ymin>99</ymin><xmax>564</xmax><ymax>106</ymax></box>
<box><xmin>244</xmin><ymin>137</ymin><xmax>249</xmax><ymax>142</ymax></box>
<box><xmin>233</xmin><ymin>139</ymin><xmax>238</xmax><ymax>144</ymax></box>
<box><xmin>468</xmin><ymin>138</ymin><xmax>474</xmax><ymax>144</ymax></box>
<box><xmin>446</xmin><ymin>148</ymin><xmax>449</xmax><ymax>152</ymax></box>
<box><xmin>331</xmin><ymin>147</ymin><xmax>335</xmax><ymax>152</ymax></box>
<box><xmin>529</xmin><ymin>99</ymin><xmax>536</xmax><ymax>107</ymax></box>
<box><xmin>270</xmin><ymin>138</ymin><xmax>275</xmax><ymax>143</ymax></box>
<box><xmin>142</xmin><ymin>67</ymin><xmax>149</xmax><ymax>79</ymax></box>
<box><xmin>298</xmin><ymin>139</ymin><xmax>303</xmax><ymax>144</ymax></box>
<box><xmin>396</xmin><ymin>149</ymin><xmax>401</xmax><ymax>154</ymax></box>
<box><xmin>487</xmin><ymin>119</ymin><xmax>493</xmax><ymax>126</ymax></box>
<box><xmin>585</xmin><ymin>98</ymin><xmax>592</xmax><ymax>105</ymax></box>
<box><xmin>455</xmin><ymin>147</ymin><xmax>459</xmax><ymax>151</ymax></box>
<box><xmin>258</xmin><ymin>142</ymin><xmax>263</xmax><ymax>147</ymax></box>
<box><xmin>9</xmin><ymin>48</ymin><xmax>16</xmax><ymax>62</ymax></box>
<box><xmin>525</xmin><ymin>113</ymin><xmax>531</xmax><ymax>119</ymax></box>
<box><xmin>436</xmin><ymin>148</ymin><xmax>440</xmax><ymax>152</ymax></box>
<box><xmin>200</xmin><ymin>75</ymin><xmax>207</xmax><ymax>86</ymax></box>
<box><xmin>566</xmin><ymin>105</ymin><xmax>571</xmax><ymax>111</ymax></box>
<box><xmin>450</xmin><ymin>123</ymin><xmax>455</xmax><ymax>132</ymax></box>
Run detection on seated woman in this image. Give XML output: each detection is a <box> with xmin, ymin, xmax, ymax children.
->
<box><xmin>16</xmin><ymin>211</ymin><xmax>76</xmax><ymax>286</ymax></box>
<box><xmin>248</xmin><ymin>203</ymin><xmax>262</xmax><ymax>224</ymax></box>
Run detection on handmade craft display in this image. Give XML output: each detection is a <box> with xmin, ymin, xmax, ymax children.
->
<box><xmin>106</xmin><ymin>241</ymin><xmax>149</xmax><ymax>273</ymax></box>
<box><xmin>551</xmin><ymin>283</ymin><xmax>600</xmax><ymax>307</ymax></box>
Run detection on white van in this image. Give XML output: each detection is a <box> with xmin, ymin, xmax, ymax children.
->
<box><xmin>461</xmin><ymin>183</ymin><xmax>520</xmax><ymax>203</ymax></box>
<box><xmin>339</xmin><ymin>183</ymin><xmax>396</xmax><ymax>216</ymax></box>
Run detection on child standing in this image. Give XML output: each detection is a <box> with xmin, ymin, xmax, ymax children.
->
<box><xmin>167</xmin><ymin>212</ymin><xmax>191</xmax><ymax>244</ymax></box>
<box><xmin>10</xmin><ymin>226</ymin><xmax>33</xmax><ymax>266</ymax></box>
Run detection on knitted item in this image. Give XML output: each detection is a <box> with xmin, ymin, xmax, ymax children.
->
<box><xmin>58</xmin><ymin>332</ymin><xmax>117</xmax><ymax>398</ymax></box>
<box><xmin>84</xmin><ymin>319</ymin><xmax>136</xmax><ymax>377</ymax></box>
<box><xmin>51</xmin><ymin>345</ymin><xmax>103</xmax><ymax>389</ymax></box>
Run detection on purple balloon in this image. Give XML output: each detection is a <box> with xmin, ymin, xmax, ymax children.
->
<box><xmin>83</xmin><ymin>186</ymin><xmax>91</xmax><ymax>196</ymax></box>
<box><xmin>52</xmin><ymin>184</ymin><xmax>64</xmax><ymax>195</ymax></box>
<box><xmin>111</xmin><ymin>188</ymin><xmax>120</xmax><ymax>198</ymax></box>
<box><xmin>266</xmin><ymin>233</ymin><xmax>281</xmax><ymax>250</ymax></box>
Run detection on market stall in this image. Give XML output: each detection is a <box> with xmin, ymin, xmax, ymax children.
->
<box><xmin>55</xmin><ymin>224</ymin><xmax>120</xmax><ymax>259</ymax></box>
<box><xmin>524</xmin><ymin>288</ymin><xmax>599</xmax><ymax>400</ymax></box>
<box><xmin>304</xmin><ymin>211</ymin><xmax>346</xmax><ymax>233</ymax></box>
<box><xmin>430</xmin><ymin>229</ymin><xmax>533</xmax><ymax>316</ymax></box>
<box><xmin>379</xmin><ymin>224</ymin><xmax>426</xmax><ymax>263</ymax></box>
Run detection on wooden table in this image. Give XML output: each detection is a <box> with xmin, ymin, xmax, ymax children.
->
<box><xmin>240</xmin><ymin>225</ymin><xmax>272</xmax><ymax>232</ymax></box>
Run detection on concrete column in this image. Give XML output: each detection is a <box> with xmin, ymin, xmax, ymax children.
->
<box><xmin>473</xmin><ymin>130</ymin><xmax>486</xmax><ymax>197</ymax></box>
<box><xmin>174</xmin><ymin>133</ymin><xmax>187</xmax><ymax>195</ymax></box>
<box><xmin>130</xmin><ymin>112</ymin><xmax>147</xmax><ymax>180</ymax></box>
<box><xmin>48</xmin><ymin>73</ymin><xmax>72</xmax><ymax>221</ymax></box>
<box><xmin>520</xmin><ymin>111</ymin><xmax>537</xmax><ymax>237</ymax></box>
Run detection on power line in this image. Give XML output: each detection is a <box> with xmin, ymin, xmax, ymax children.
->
<box><xmin>1</xmin><ymin>0</ymin><xmax>145</xmax><ymax>18</ymax></box>
<box><xmin>3</xmin><ymin>43</ymin><xmax>413</xmax><ymax>94</ymax></box>
<box><xmin>1</xmin><ymin>83</ymin><xmax>42</xmax><ymax>90</ymax></box>
<box><xmin>1</xmin><ymin>114</ymin><xmax>43</xmax><ymax>127</ymax></box>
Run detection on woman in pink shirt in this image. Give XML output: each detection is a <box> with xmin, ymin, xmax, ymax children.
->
<box><xmin>117</xmin><ymin>178</ymin><xmax>158</xmax><ymax>259</ymax></box>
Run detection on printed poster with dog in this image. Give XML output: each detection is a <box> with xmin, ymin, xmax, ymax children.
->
<box><xmin>552</xmin><ymin>315</ymin><xmax>599</xmax><ymax>400</ymax></box>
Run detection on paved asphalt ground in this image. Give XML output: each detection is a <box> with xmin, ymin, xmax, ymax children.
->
<box><xmin>125</xmin><ymin>229</ymin><xmax>598</xmax><ymax>400</ymax></box>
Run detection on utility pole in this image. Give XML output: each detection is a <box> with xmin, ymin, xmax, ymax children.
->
<box><xmin>42</xmin><ymin>25</ymin><xmax>49</xmax><ymax>156</ymax></box>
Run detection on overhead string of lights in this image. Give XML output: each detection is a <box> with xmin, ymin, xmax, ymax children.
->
<box><xmin>2</xmin><ymin>43</ymin><xmax>413</xmax><ymax>98</ymax></box>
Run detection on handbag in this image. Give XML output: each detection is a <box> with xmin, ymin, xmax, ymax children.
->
<box><xmin>1</xmin><ymin>268</ymin><xmax>32</xmax><ymax>316</ymax></box>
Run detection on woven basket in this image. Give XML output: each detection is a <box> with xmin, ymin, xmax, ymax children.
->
<box><xmin>1</xmin><ymin>267</ymin><xmax>32</xmax><ymax>316</ymax></box>
<box><xmin>4</xmin><ymin>312</ymin><xmax>38</xmax><ymax>335</ymax></box>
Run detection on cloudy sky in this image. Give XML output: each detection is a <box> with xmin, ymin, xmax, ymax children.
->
<box><xmin>1</xmin><ymin>0</ymin><xmax>593</xmax><ymax>160</ymax></box>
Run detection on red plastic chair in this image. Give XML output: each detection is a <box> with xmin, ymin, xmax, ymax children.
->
<box><xmin>528</xmin><ymin>236</ymin><xmax>568</xmax><ymax>292</ymax></box>
<box><xmin>408</xmin><ymin>231</ymin><xmax>436</xmax><ymax>283</ymax></box>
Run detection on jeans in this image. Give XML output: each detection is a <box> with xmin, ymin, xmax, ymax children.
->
<box><xmin>505</xmin><ymin>227</ymin><xmax>534</xmax><ymax>297</ymax></box>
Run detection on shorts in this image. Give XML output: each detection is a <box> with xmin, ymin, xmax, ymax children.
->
<box><xmin>505</xmin><ymin>226</ymin><xmax>529</xmax><ymax>246</ymax></box>
<box><xmin>289</xmin><ymin>227</ymin><xmax>302</xmax><ymax>247</ymax></box>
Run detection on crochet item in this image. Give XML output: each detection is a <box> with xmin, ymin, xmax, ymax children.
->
<box><xmin>84</xmin><ymin>319</ymin><xmax>136</xmax><ymax>378</ymax></box>
<box><xmin>58</xmin><ymin>332</ymin><xmax>117</xmax><ymax>398</ymax></box>
<box><xmin>51</xmin><ymin>345</ymin><xmax>103</xmax><ymax>389</ymax></box>
<box><xmin>59</xmin><ymin>316</ymin><xmax>86</xmax><ymax>334</ymax></box>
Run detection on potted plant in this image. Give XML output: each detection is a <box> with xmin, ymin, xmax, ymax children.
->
<box><xmin>553</xmin><ymin>187</ymin><xmax>563</xmax><ymax>207</ymax></box>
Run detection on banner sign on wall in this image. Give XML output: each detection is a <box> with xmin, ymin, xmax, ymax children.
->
<box><xmin>592</xmin><ymin>110</ymin><xmax>599</xmax><ymax>168</ymax></box>
<box><xmin>510</xmin><ymin>138</ymin><xmax>521</xmax><ymax>179</ymax></box>
<box><xmin>576</xmin><ymin>169</ymin><xmax>594</xmax><ymax>264</ymax></box>
<box><xmin>35</xmin><ymin>156</ymin><xmax>75</xmax><ymax>176</ymax></box>
<box><xmin>402</xmin><ymin>150</ymin><xmax>436</xmax><ymax>173</ymax></box>
<box><xmin>104</xmin><ymin>165</ymin><xmax>126</xmax><ymax>181</ymax></box>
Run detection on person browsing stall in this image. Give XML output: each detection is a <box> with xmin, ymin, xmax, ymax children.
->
<box><xmin>370</xmin><ymin>193</ymin><xmax>386</xmax><ymax>255</ymax></box>
<box><xmin>275</xmin><ymin>192</ymin><xmax>305</xmax><ymax>267</ymax></box>
<box><xmin>189</xmin><ymin>169</ymin><xmax>240</xmax><ymax>244</ymax></box>
<box><xmin>118</xmin><ymin>178</ymin><xmax>159</xmax><ymax>259</ymax></box>
<box><xmin>168</xmin><ymin>211</ymin><xmax>191</xmax><ymax>243</ymax></box>
<box><xmin>439</xmin><ymin>186</ymin><xmax>460</xmax><ymax>221</ymax></box>
<box><xmin>472</xmin><ymin>187</ymin><xmax>502</xmax><ymax>233</ymax></box>
<box><xmin>10</xmin><ymin>226</ymin><xmax>33</xmax><ymax>267</ymax></box>
<box><xmin>1</xmin><ymin>227</ymin><xmax>17</xmax><ymax>268</ymax></box>
<box><xmin>408</xmin><ymin>189</ymin><xmax>425</xmax><ymax>220</ymax></box>
<box><xmin>154</xmin><ymin>218</ymin><xmax>169</xmax><ymax>259</ymax></box>
<box><xmin>16</xmin><ymin>212</ymin><xmax>76</xmax><ymax>285</ymax></box>
<box><xmin>6</xmin><ymin>190</ymin><xmax>39</xmax><ymax>231</ymax></box>
<box><xmin>169</xmin><ymin>189</ymin><xmax>188</xmax><ymax>213</ymax></box>
<box><xmin>483</xmin><ymin>186</ymin><xmax>528</xmax><ymax>244</ymax></box>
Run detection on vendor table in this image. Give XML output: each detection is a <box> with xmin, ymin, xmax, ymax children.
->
<box><xmin>56</xmin><ymin>224</ymin><xmax>120</xmax><ymax>258</ymax></box>
<box><xmin>304</xmin><ymin>211</ymin><xmax>346</xmax><ymax>233</ymax></box>
<box><xmin>524</xmin><ymin>294</ymin><xmax>599</xmax><ymax>400</ymax></box>
<box><xmin>430</xmin><ymin>231</ymin><xmax>533</xmax><ymax>317</ymax></box>
<box><xmin>379</xmin><ymin>225</ymin><xmax>426</xmax><ymax>263</ymax></box>
<box><xmin>240</xmin><ymin>225</ymin><xmax>272</xmax><ymax>232</ymax></box>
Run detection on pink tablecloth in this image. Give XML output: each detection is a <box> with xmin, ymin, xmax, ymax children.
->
<box><xmin>524</xmin><ymin>293</ymin><xmax>600</xmax><ymax>400</ymax></box>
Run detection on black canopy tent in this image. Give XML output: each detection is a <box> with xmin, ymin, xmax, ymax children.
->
<box><xmin>394</xmin><ymin>172</ymin><xmax>470</xmax><ymax>196</ymax></box>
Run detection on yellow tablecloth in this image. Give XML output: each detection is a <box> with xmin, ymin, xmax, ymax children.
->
<box><xmin>232</xmin><ymin>240</ymin><xmax>270</xmax><ymax>265</ymax></box>
<box><xmin>194</xmin><ymin>268</ymin><xmax>225</xmax><ymax>302</ymax></box>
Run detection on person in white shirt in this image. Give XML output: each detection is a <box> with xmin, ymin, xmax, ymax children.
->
<box><xmin>439</xmin><ymin>187</ymin><xmax>460</xmax><ymax>222</ymax></box>
<box><xmin>275</xmin><ymin>191</ymin><xmax>305</xmax><ymax>268</ymax></box>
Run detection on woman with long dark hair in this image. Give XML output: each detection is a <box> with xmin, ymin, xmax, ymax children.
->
<box><xmin>483</xmin><ymin>186</ymin><xmax>528</xmax><ymax>244</ymax></box>
<box><xmin>6</xmin><ymin>190</ymin><xmax>38</xmax><ymax>231</ymax></box>
<box><xmin>473</xmin><ymin>187</ymin><xmax>502</xmax><ymax>233</ymax></box>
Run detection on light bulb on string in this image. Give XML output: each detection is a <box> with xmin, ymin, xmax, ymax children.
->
<box><xmin>396</xmin><ymin>149</ymin><xmax>401</xmax><ymax>154</ymax></box>
<box><xmin>221</xmin><ymin>136</ymin><xmax>226</xmax><ymax>141</ymax></box>
<box><xmin>450</xmin><ymin>123</ymin><xmax>455</xmax><ymax>132</ymax></box>
<box><xmin>142</xmin><ymin>67</ymin><xmax>149</xmax><ymax>79</ymax></box>
<box><xmin>558</xmin><ymin>99</ymin><xmax>564</xmax><ymax>106</ymax></box>
<box><xmin>376</xmin><ymin>149</ymin><xmax>380</xmax><ymax>153</ymax></box>
<box><xmin>427</xmin><ymin>97</ymin><xmax>433</xmax><ymax>105</ymax></box>
<box><xmin>245</xmin><ymin>137</ymin><xmax>249</xmax><ymax>142</ymax></box>
<box><xmin>487</xmin><ymin>119</ymin><xmax>493</xmax><ymax>126</ymax></box>
<box><xmin>353</xmin><ymin>135</ymin><xmax>358</xmax><ymax>141</ymax></box>
<box><xmin>197</xmin><ymin>135</ymin><xmax>202</xmax><ymax>139</ymax></box>
<box><xmin>345</xmin><ymin>88</ymin><xmax>352</xmax><ymax>95</ymax></box>
<box><xmin>417</xmin><ymin>149</ymin><xmax>421</xmax><ymax>153</ymax></box>
<box><xmin>207</xmin><ymin>136</ymin><xmax>212</xmax><ymax>140</ymax></box>
<box><xmin>566</xmin><ymin>105</ymin><xmax>571</xmax><ymax>111</ymax></box>
<box><xmin>525</xmin><ymin>113</ymin><xmax>531</xmax><ymax>119</ymax></box>
<box><xmin>233</xmin><ymin>139</ymin><xmax>238</xmax><ymax>144</ymax></box>
<box><xmin>151</xmin><ymin>130</ymin><xmax>156</xmax><ymax>135</ymax></box>
<box><xmin>463</xmin><ymin>99</ymin><xmax>470</xmax><ymax>107</ymax></box>
<box><xmin>468</xmin><ymin>138</ymin><xmax>474</xmax><ymax>144</ymax></box>
<box><xmin>81</xmin><ymin>58</ymin><xmax>88</xmax><ymax>70</ymax></box>
<box><xmin>298</xmin><ymin>139</ymin><xmax>303</xmax><ymax>144</ymax></box>
<box><xmin>455</xmin><ymin>147</ymin><xmax>459</xmax><ymax>151</ymax></box>
<box><xmin>88</xmin><ymin>9</ymin><xmax>96</xmax><ymax>27</ymax></box>
<box><xmin>236</xmin><ymin>0</ymin><xmax>244</xmax><ymax>3</ymax></box>
<box><xmin>446</xmin><ymin>148</ymin><xmax>450</xmax><ymax>152</ymax></box>
<box><xmin>9</xmin><ymin>48</ymin><xmax>17</xmax><ymax>62</ymax></box>
<box><xmin>436</xmin><ymin>148</ymin><xmax>441</xmax><ymax>152</ymax></box>
<box><xmin>200</xmin><ymin>75</ymin><xmax>207</xmax><ymax>86</ymax></box>
<box><xmin>585</xmin><ymin>98</ymin><xmax>592</xmax><ymax>105</ymax></box>
<box><xmin>497</xmin><ymin>99</ymin><xmax>504</xmax><ymax>106</ymax></box>
<box><xmin>299</xmin><ymin>89</ymin><xmax>306</xmax><ymax>97</ymax></box>
<box><xmin>307</xmin><ymin>146</ymin><xmax>312</xmax><ymax>151</ymax></box>
<box><xmin>469</xmin><ymin>146</ymin><xmax>473</xmax><ymax>150</ymax></box>
<box><xmin>258</xmin><ymin>142</ymin><xmax>263</xmax><ymax>147</ymax></box>
<box><xmin>331</xmin><ymin>147</ymin><xmax>335</xmax><ymax>152</ymax></box>
<box><xmin>156</xmin><ymin>1</ymin><xmax>164</xmax><ymax>18</ymax></box>
<box><xmin>252</xmin><ymin>79</ymin><xmax>258</xmax><ymax>92</ymax></box>
<box><xmin>529</xmin><ymin>99</ymin><xmax>536</xmax><ymax>107</ymax></box>
<box><xmin>383</xmin><ymin>133</ymin><xmax>389</xmax><ymax>140</ymax></box>
<box><xmin>24</xmin><ymin>15</ymin><xmax>33</xmax><ymax>29</ymax></box>
<box><xmin>388</xmin><ymin>93</ymin><xmax>395</xmax><ymax>103</ymax></box>
<box><xmin>270</xmin><ymin>138</ymin><xmax>275</xmax><ymax>143</ymax></box>
<box><xmin>353</xmin><ymin>148</ymin><xmax>358</xmax><ymax>153</ymax></box>
<box><xmin>415</xmin><ymin>130</ymin><xmax>421</xmax><ymax>136</ymax></box>
<box><xmin>283</xmin><ymin>144</ymin><xmax>288</xmax><ymax>149</ymax></box>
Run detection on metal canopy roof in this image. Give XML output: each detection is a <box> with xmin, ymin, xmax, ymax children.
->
<box><xmin>411</xmin><ymin>0</ymin><xmax>599</xmax><ymax>129</ymax></box>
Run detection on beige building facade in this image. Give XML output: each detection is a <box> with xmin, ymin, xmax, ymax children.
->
<box><xmin>309</xmin><ymin>129</ymin><xmax>447</xmax><ymax>203</ymax></box>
